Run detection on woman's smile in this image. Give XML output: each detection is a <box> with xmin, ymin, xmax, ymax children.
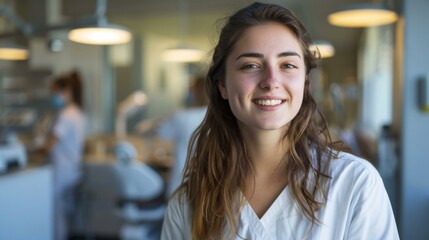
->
<box><xmin>252</xmin><ymin>97</ymin><xmax>287</xmax><ymax>108</ymax></box>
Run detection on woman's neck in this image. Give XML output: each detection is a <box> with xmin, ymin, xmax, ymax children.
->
<box><xmin>240</xmin><ymin>129</ymin><xmax>291</xmax><ymax>218</ymax></box>
<box><xmin>241</xmin><ymin>129</ymin><xmax>289</xmax><ymax>176</ymax></box>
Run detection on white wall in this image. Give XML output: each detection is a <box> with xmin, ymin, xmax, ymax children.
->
<box><xmin>400</xmin><ymin>0</ymin><xmax>429</xmax><ymax>238</ymax></box>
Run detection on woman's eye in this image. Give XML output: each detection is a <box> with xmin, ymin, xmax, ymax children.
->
<box><xmin>282</xmin><ymin>63</ymin><xmax>297</xmax><ymax>69</ymax></box>
<box><xmin>241</xmin><ymin>64</ymin><xmax>259</xmax><ymax>70</ymax></box>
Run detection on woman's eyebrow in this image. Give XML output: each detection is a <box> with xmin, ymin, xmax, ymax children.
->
<box><xmin>235</xmin><ymin>51</ymin><xmax>301</xmax><ymax>61</ymax></box>
<box><xmin>236</xmin><ymin>52</ymin><xmax>263</xmax><ymax>60</ymax></box>
<box><xmin>278</xmin><ymin>51</ymin><xmax>301</xmax><ymax>59</ymax></box>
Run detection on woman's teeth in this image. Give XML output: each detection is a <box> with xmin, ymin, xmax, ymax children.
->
<box><xmin>255</xmin><ymin>99</ymin><xmax>283</xmax><ymax>106</ymax></box>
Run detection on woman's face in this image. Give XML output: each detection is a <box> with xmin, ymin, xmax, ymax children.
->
<box><xmin>218</xmin><ymin>22</ymin><xmax>306</xmax><ymax>134</ymax></box>
<box><xmin>51</xmin><ymin>86</ymin><xmax>72</xmax><ymax>106</ymax></box>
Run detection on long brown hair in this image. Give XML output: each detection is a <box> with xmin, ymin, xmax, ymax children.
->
<box><xmin>178</xmin><ymin>2</ymin><xmax>338</xmax><ymax>239</ymax></box>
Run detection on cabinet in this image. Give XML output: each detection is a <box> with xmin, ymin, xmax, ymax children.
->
<box><xmin>0</xmin><ymin>166</ymin><xmax>53</xmax><ymax>240</ymax></box>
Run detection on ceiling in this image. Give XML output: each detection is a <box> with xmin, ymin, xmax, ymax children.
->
<box><xmin>60</xmin><ymin>0</ymin><xmax>372</xmax><ymax>52</ymax></box>
<box><xmin>8</xmin><ymin>0</ymin><xmax>388</xmax><ymax>83</ymax></box>
<box><xmin>60</xmin><ymin>0</ymin><xmax>377</xmax><ymax>84</ymax></box>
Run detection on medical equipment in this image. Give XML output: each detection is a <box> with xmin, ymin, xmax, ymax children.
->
<box><xmin>0</xmin><ymin>109</ymin><xmax>35</xmax><ymax>173</ymax></box>
<box><xmin>0</xmin><ymin>133</ymin><xmax>27</xmax><ymax>173</ymax></box>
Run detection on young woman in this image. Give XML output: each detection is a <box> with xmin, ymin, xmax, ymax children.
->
<box><xmin>43</xmin><ymin>71</ymin><xmax>85</xmax><ymax>240</ymax></box>
<box><xmin>161</xmin><ymin>2</ymin><xmax>399</xmax><ymax>239</ymax></box>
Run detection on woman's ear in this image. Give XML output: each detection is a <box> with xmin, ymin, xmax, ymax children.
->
<box><xmin>217</xmin><ymin>80</ymin><xmax>228</xmax><ymax>99</ymax></box>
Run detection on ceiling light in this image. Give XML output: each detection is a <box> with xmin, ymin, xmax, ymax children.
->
<box><xmin>328</xmin><ymin>4</ymin><xmax>398</xmax><ymax>28</ymax></box>
<box><xmin>68</xmin><ymin>23</ymin><xmax>132</xmax><ymax>45</ymax></box>
<box><xmin>162</xmin><ymin>0</ymin><xmax>203</xmax><ymax>62</ymax></box>
<box><xmin>162</xmin><ymin>46</ymin><xmax>203</xmax><ymax>62</ymax></box>
<box><xmin>0</xmin><ymin>0</ymin><xmax>131</xmax><ymax>47</ymax></box>
<box><xmin>310</xmin><ymin>41</ymin><xmax>335</xmax><ymax>59</ymax></box>
<box><xmin>0</xmin><ymin>44</ymin><xmax>28</xmax><ymax>60</ymax></box>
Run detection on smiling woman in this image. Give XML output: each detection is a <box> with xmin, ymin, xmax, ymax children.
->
<box><xmin>161</xmin><ymin>2</ymin><xmax>399</xmax><ymax>240</ymax></box>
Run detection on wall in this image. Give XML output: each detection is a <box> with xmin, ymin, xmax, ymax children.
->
<box><xmin>400</xmin><ymin>0</ymin><xmax>429</xmax><ymax>238</ymax></box>
<box><xmin>358</xmin><ymin>25</ymin><xmax>394</xmax><ymax>133</ymax></box>
<box><xmin>113</xmin><ymin>11</ymin><xmax>218</xmax><ymax>121</ymax></box>
<box><xmin>142</xmin><ymin>33</ymin><xmax>189</xmax><ymax>119</ymax></box>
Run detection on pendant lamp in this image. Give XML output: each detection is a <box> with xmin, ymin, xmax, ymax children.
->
<box><xmin>310</xmin><ymin>40</ymin><xmax>335</xmax><ymax>59</ymax></box>
<box><xmin>162</xmin><ymin>45</ymin><xmax>203</xmax><ymax>62</ymax></box>
<box><xmin>67</xmin><ymin>0</ymin><xmax>131</xmax><ymax>45</ymax></box>
<box><xmin>68</xmin><ymin>22</ymin><xmax>131</xmax><ymax>45</ymax></box>
<box><xmin>0</xmin><ymin>3</ymin><xmax>30</xmax><ymax>60</ymax></box>
<box><xmin>162</xmin><ymin>0</ymin><xmax>203</xmax><ymax>62</ymax></box>
<box><xmin>0</xmin><ymin>43</ymin><xmax>28</xmax><ymax>60</ymax></box>
<box><xmin>328</xmin><ymin>4</ymin><xmax>398</xmax><ymax>28</ymax></box>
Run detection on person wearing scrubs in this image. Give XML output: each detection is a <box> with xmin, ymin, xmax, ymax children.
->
<box><xmin>157</xmin><ymin>75</ymin><xmax>208</xmax><ymax>196</ymax></box>
<box><xmin>42</xmin><ymin>71</ymin><xmax>85</xmax><ymax>240</ymax></box>
<box><xmin>161</xmin><ymin>2</ymin><xmax>399</xmax><ymax>240</ymax></box>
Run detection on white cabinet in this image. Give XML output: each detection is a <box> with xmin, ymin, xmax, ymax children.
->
<box><xmin>0</xmin><ymin>166</ymin><xmax>53</xmax><ymax>240</ymax></box>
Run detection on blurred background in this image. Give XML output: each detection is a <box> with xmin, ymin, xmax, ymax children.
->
<box><xmin>0</xmin><ymin>0</ymin><xmax>428</xmax><ymax>239</ymax></box>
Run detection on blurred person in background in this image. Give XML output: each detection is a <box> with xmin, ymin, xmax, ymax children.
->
<box><xmin>40</xmin><ymin>70</ymin><xmax>85</xmax><ymax>240</ymax></box>
<box><xmin>156</xmin><ymin>75</ymin><xmax>208</xmax><ymax>197</ymax></box>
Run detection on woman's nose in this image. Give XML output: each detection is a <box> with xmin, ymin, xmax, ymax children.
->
<box><xmin>259</xmin><ymin>67</ymin><xmax>280</xmax><ymax>90</ymax></box>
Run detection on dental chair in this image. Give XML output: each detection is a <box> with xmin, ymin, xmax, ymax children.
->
<box><xmin>113</xmin><ymin>141</ymin><xmax>166</xmax><ymax>240</ymax></box>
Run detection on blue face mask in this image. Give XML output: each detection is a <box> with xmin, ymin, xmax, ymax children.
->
<box><xmin>51</xmin><ymin>94</ymin><xmax>65</xmax><ymax>109</ymax></box>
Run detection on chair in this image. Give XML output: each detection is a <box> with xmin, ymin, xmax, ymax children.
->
<box><xmin>70</xmin><ymin>141</ymin><xmax>166</xmax><ymax>240</ymax></box>
<box><xmin>113</xmin><ymin>141</ymin><xmax>166</xmax><ymax>240</ymax></box>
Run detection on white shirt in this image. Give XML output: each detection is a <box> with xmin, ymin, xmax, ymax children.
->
<box><xmin>51</xmin><ymin>104</ymin><xmax>85</xmax><ymax>192</ymax></box>
<box><xmin>161</xmin><ymin>152</ymin><xmax>399</xmax><ymax>240</ymax></box>
<box><xmin>157</xmin><ymin>107</ymin><xmax>207</xmax><ymax>196</ymax></box>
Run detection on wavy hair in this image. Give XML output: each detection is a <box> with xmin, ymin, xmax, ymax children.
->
<box><xmin>178</xmin><ymin>2</ymin><xmax>338</xmax><ymax>239</ymax></box>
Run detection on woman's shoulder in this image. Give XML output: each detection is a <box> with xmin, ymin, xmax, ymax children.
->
<box><xmin>165</xmin><ymin>190</ymin><xmax>192</xmax><ymax>223</ymax></box>
<box><xmin>168</xmin><ymin>190</ymin><xmax>188</xmax><ymax>207</ymax></box>
<box><xmin>328</xmin><ymin>151</ymin><xmax>382</xmax><ymax>189</ymax></box>
<box><xmin>331</xmin><ymin>151</ymin><xmax>377</xmax><ymax>172</ymax></box>
<box><xmin>162</xmin><ymin>190</ymin><xmax>192</xmax><ymax>239</ymax></box>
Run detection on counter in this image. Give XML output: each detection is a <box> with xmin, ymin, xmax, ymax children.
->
<box><xmin>0</xmin><ymin>165</ymin><xmax>53</xmax><ymax>240</ymax></box>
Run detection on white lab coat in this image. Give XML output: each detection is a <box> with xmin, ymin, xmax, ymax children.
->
<box><xmin>51</xmin><ymin>104</ymin><xmax>84</xmax><ymax>191</ymax></box>
<box><xmin>161</xmin><ymin>152</ymin><xmax>399</xmax><ymax>240</ymax></box>
<box><xmin>50</xmin><ymin>104</ymin><xmax>84</xmax><ymax>240</ymax></box>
